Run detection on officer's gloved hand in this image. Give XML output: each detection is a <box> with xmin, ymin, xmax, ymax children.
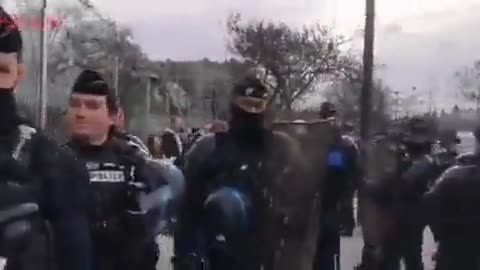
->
<box><xmin>133</xmin><ymin>159</ymin><xmax>185</xmax><ymax>236</ymax></box>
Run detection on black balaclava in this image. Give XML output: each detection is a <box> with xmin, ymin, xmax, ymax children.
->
<box><xmin>0</xmin><ymin>7</ymin><xmax>24</xmax><ymax>134</ymax></box>
<box><xmin>228</xmin><ymin>76</ymin><xmax>269</xmax><ymax>142</ymax></box>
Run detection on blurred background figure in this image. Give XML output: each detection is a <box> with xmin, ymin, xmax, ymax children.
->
<box><xmin>208</xmin><ymin>120</ymin><xmax>228</xmax><ymax>133</ymax></box>
<box><xmin>147</xmin><ymin>134</ymin><xmax>162</xmax><ymax>159</ymax></box>
<box><xmin>160</xmin><ymin>129</ymin><xmax>183</xmax><ymax>160</ymax></box>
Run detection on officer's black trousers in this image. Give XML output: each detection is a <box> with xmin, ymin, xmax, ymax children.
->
<box><xmin>378</xmin><ymin>224</ymin><xmax>423</xmax><ymax>270</ymax></box>
<box><xmin>435</xmin><ymin>242</ymin><xmax>480</xmax><ymax>270</ymax></box>
<box><xmin>313</xmin><ymin>212</ymin><xmax>340</xmax><ymax>270</ymax></box>
<box><xmin>92</xmin><ymin>233</ymin><xmax>158</xmax><ymax>270</ymax></box>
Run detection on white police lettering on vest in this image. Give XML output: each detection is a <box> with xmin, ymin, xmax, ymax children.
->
<box><xmin>89</xmin><ymin>170</ymin><xmax>126</xmax><ymax>183</ymax></box>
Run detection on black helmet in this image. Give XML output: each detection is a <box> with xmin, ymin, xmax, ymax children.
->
<box><xmin>319</xmin><ymin>102</ymin><xmax>336</xmax><ymax>119</ymax></box>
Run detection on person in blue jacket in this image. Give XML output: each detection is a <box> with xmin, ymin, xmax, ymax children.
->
<box><xmin>314</xmin><ymin>102</ymin><xmax>360</xmax><ymax>270</ymax></box>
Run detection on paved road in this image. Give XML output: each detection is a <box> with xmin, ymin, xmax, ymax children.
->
<box><xmin>340</xmin><ymin>226</ymin><xmax>436</xmax><ymax>270</ymax></box>
<box><xmin>156</xmin><ymin>228</ymin><xmax>436</xmax><ymax>270</ymax></box>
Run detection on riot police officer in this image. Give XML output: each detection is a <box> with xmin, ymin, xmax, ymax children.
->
<box><xmin>356</xmin><ymin>117</ymin><xmax>437</xmax><ymax>270</ymax></box>
<box><xmin>175</xmin><ymin>76</ymin><xmax>320</xmax><ymax>270</ymax></box>
<box><xmin>63</xmin><ymin>70</ymin><xmax>184</xmax><ymax>270</ymax></box>
<box><xmin>388</xmin><ymin>117</ymin><xmax>438</xmax><ymax>270</ymax></box>
<box><xmin>0</xmin><ymin>7</ymin><xmax>92</xmax><ymax>270</ymax></box>
<box><xmin>423</xmin><ymin>125</ymin><xmax>480</xmax><ymax>270</ymax></box>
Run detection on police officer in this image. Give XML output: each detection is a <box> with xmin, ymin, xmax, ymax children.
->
<box><xmin>0</xmin><ymin>7</ymin><xmax>92</xmax><ymax>270</ymax></box>
<box><xmin>382</xmin><ymin>117</ymin><xmax>438</xmax><ymax>270</ymax></box>
<box><xmin>314</xmin><ymin>102</ymin><xmax>359</xmax><ymax>270</ymax></box>
<box><xmin>175</xmin><ymin>76</ymin><xmax>320</xmax><ymax>270</ymax></box>
<box><xmin>423</xmin><ymin>130</ymin><xmax>480</xmax><ymax>269</ymax></box>
<box><xmin>63</xmin><ymin>70</ymin><xmax>183</xmax><ymax>270</ymax></box>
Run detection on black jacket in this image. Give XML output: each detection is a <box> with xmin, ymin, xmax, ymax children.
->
<box><xmin>322</xmin><ymin>135</ymin><xmax>360</xmax><ymax>212</ymax></box>
<box><xmin>0</xmin><ymin>122</ymin><xmax>92</xmax><ymax>270</ymax></box>
<box><xmin>67</xmin><ymin>137</ymin><xmax>173</xmax><ymax>242</ymax></box>
<box><xmin>423</xmin><ymin>162</ymin><xmax>480</xmax><ymax>269</ymax></box>
<box><xmin>177</xmin><ymin>128</ymin><xmax>321</xmax><ymax>270</ymax></box>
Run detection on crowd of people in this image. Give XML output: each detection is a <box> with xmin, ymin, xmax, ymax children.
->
<box><xmin>0</xmin><ymin>6</ymin><xmax>480</xmax><ymax>270</ymax></box>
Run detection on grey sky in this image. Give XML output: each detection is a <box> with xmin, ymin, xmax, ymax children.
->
<box><xmin>84</xmin><ymin>0</ymin><xmax>480</xmax><ymax>109</ymax></box>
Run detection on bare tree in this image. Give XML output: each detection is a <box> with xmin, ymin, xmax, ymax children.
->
<box><xmin>324</xmin><ymin>66</ymin><xmax>391</xmax><ymax>128</ymax></box>
<box><xmin>454</xmin><ymin>59</ymin><xmax>480</xmax><ymax>109</ymax></box>
<box><xmin>227</xmin><ymin>13</ymin><xmax>356</xmax><ymax>110</ymax></box>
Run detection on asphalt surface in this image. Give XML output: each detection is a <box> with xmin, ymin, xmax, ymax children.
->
<box><xmin>156</xmin><ymin>226</ymin><xmax>437</xmax><ymax>270</ymax></box>
<box><xmin>156</xmin><ymin>131</ymin><xmax>475</xmax><ymax>270</ymax></box>
<box><xmin>340</xmin><ymin>225</ymin><xmax>436</xmax><ymax>270</ymax></box>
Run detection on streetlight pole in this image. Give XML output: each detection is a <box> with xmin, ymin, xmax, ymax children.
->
<box><xmin>360</xmin><ymin>0</ymin><xmax>375</xmax><ymax>158</ymax></box>
<box><xmin>38</xmin><ymin>0</ymin><xmax>48</xmax><ymax>129</ymax></box>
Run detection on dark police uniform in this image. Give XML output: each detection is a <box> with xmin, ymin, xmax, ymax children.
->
<box><xmin>68</xmin><ymin>137</ymin><xmax>161</xmax><ymax>270</ymax></box>
<box><xmin>0</xmin><ymin>121</ymin><xmax>92</xmax><ymax>270</ymax></box>
<box><xmin>423</xmin><ymin>162</ymin><xmax>480</xmax><ymax>270</ymax></box>
<box><xmin>0</xmin><ymin>6</ymin><xmax>92</xmax><ymax>270</ymax></box>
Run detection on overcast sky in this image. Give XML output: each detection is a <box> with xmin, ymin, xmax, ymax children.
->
<box><xmin>18</xmin><ymin>0</ymin><xmax>473</xmax><ymax>110</ymax></box>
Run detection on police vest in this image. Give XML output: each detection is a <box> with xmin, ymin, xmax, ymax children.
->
<box><xmin>85</xmin><ymin>160</ymin><xmax>137</xmax><ymax>232</ymax></box>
